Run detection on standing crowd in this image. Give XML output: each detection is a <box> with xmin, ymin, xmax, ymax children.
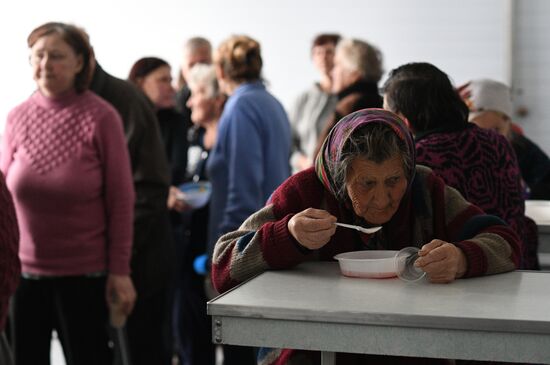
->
<box><xmin>0</xmin><ymin>21</ymin><xmax>548</xmax><ymax>365</ymax></box>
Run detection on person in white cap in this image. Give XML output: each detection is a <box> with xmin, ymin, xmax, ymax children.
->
<box><xmin>467</xmin><ymin>79</ymin><xmax>550</xmax><ymax>201</ymax></box>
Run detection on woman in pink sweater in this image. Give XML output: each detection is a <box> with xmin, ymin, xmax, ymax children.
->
<box><xmin>0</xmin><ymin>22</ymin><xmax>135</xmax><ymax>364</ymax></box>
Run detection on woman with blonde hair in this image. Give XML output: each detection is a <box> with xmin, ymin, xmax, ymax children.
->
<box><xmin>209</xmin><ymin>34</ymin><xmax>291</xmax><ymax>365</ymax></box>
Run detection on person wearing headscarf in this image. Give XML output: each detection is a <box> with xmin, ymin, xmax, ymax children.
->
<box><xmin>211</xmin><ymin>108</ymin><xmax>520</xmax><ymax>365</ymax></box>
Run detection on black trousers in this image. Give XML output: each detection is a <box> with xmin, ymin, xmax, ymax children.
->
<box><xmin>11</xmin><ymin>276</ymin><xmax>111</xmax><ymax>365</ymax></box>
<box><xmin>125</xmin><ymin>286</ymin><xmax>173</xmax><ymax>365</ymax></box>
<box><xmin>172</xmin><ymin>221</ymin><xmax>216</xmax><ymax>365</ymax></box>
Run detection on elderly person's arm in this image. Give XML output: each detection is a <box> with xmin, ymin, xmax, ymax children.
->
<box><xmin>212</xmin><ymin>169</ymin><xmax>333</xmax><ymax>293</ymax></box>
<box><xmin>414</xmin><ymin>168</ymin><xmax>521</xmax><ymax>283</ymax></box>
<box><xmin>212</xmin><ymin>205</ymin><xmax>301</xmax><ymax>293</ymax></box>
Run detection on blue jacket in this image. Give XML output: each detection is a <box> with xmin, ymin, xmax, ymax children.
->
<box><xmin>207</xmin><ymin>81</ymin><xmax>291</xmax><ymax>255</ymax></box>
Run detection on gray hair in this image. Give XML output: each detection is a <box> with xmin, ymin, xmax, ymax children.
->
<box><xmin>184</xmin><ymin>36</ymin><xmax>212</xmax><ymax>55</ymax></box>
<box><xmin>336</xmin><ymin>38</ymin><xmax>383</xmax><ymax>83</ymax></box>
<box><xmin>331</xmin><ymin>123</ymin><xmax>412</xmax><ymax>201</ymax></box>
<box><xmin>187</xmin><ymin>63</ymin><xmax>220</xmax><ymax>98</ymax></box>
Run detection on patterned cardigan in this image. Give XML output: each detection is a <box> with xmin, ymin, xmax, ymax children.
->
<box><xmin>211</xmin><ymin>165</ymin><xmax>520</xmax><ymax>364</ymax></box>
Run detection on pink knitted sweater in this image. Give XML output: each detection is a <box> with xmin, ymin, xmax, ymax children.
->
<box><xmin>1</xmin><ymin>90</ymin><xmax>135</xmax><ymax>276</ymax></box>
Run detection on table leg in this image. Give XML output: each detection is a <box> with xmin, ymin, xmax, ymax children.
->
<box><xmin>321</xmin><ymin>351</ymin><xmax>335</xmax><ymax>365</ymax></box>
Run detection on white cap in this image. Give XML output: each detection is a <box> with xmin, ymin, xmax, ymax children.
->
<box><xmin>467</xmin><ymin>79</ymin><xmax>513</xmax><ymax>119</ymax></box>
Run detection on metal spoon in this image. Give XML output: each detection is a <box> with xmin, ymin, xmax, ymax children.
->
<box><xmin>334</xmin><ymin>223</ymin><xmax>382</xmax><ymax>234</ymax></box>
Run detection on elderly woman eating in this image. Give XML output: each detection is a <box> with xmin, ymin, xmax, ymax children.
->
<box><xmin>211</xmin><ymin>108</ymin><xmax>520</xmax><ymax>365</ymax></box>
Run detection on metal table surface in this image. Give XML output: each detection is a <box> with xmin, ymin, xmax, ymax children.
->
<box><xmin>208</xmin><ymin>262</ymin><xmax>550</xmax><ymax>364</ymax></box>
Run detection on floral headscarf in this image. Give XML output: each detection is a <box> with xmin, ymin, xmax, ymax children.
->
<box><xmin>314</xmin><ymin>108</ymin><xmax>415</xmax><ymax>198</ymax></box>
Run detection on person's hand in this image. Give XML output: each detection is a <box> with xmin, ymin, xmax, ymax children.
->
<box><xmin>106</xmin><ymin>274</ymin><xmax>137</xmax><ymax>316</ymax></box>
<box><xmin>414</xmin><ymin>240</ymin><xmax>467</xmax><ymax>283</ymax></box>
<box><xmin>167</xmin><ymin>185</ymin><xmax>191</xmax><ymax>212</ymax></box>
<box><xmin>287</xmin><ymin>208</ymin><xmax>337</xmax><ymax>250</ymax></box>
<box><xmin>296</xmin><ymin>153</ymin><xmax>313</xmax><ymax>172</ymax></box>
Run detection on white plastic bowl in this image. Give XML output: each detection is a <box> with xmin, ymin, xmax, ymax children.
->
<box><xmin>177</xmin><ymin>181</ymin><xmax>212</xmax><ymax>209</ymax></box>
<box><xmin>333</xmin><ymin>250</ymin><xmax>399</xmax><ymax>278</ymax></box>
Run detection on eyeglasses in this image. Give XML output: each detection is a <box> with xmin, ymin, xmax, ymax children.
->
<box><xmin>29</xmin><ymin>52</ymin><xmax>68</xmax><ymax>65</ymax></box>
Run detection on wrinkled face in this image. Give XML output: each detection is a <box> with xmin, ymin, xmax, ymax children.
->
<box><xmin>312</xmin><ymin>43</ymin><xmax>336</xmax><ymax>77</ymax></box>
<box><xmin>470</xmin><ymin>111</ymin><xmax>508</xmax><ymax>136</ymax></box>
<box><xmin>331</xmin><ymin>49</ymin><xmax>360</xmax><ymax>93</ymax></box>
<box><xmin>30</xmin><ymin>33</ymin><xmax>83</xmax><ymax>97</ymax></box>
<box><xmin>140</xmin><ymin>65</ymin><xmax>175</xmax><ymax>109</ymax></box>
<box><xmin>345</xmin><ymin>156</ymin><xmax>408</xmax><ymax>225</ymax></box>
<box><xmin>186</xmin><ymin>83</ymin><xmax>220</xmax><ymax>126</ymax></box>
<box><xmin>181</xmin><ymin>46</ymin><xmax>212</xmax><ymax>82</ymax></box>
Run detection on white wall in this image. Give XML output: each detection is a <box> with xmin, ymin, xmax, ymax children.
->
<box><xmin>512</xmin><ymin>0</ymin><xmax>550</xmax><ymax>154</ymax></box>
<box><xmin>0</xmin><ymin>0</ymin><xmax>509</xmax><ymax>132</ymax></box>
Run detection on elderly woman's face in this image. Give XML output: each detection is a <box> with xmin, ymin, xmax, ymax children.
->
<box><xmin>30</xmin><ymin>33</ymin><xmax>83</xmax><ymax>97</ymax></box>
<box><xmin>331</xmin><ymin>49</ymin><xmax>360</xmax><ymax>94</ymax></box>
<box><xmin>186</xmin><ymin>84</ymin><xmax>220</xmax><ymax>126</ymax></box>
<box><xmin>345</xmin><ymin>155</ymin><xmax>408</xmax><ymax>225</ymax></box>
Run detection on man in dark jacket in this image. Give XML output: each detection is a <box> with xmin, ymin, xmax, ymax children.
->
<box><xmin>89</xmin><ymin>56</ymin><xmax>175</xmax><ymax>365</ymax></box>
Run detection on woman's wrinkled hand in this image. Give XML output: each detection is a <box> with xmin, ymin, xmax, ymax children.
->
<box><xmin>415</xmin><ymin>239</ymin><xmax>468</xmax><ymax>283</ymax></box>
<box><xmin>288</xmin><ymin>208</ymin><xmax>337</xmax><ymax>250</ymax></box>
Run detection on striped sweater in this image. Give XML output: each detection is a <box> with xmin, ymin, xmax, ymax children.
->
<box><xmin>212</xmin><ymin>165</ymin><xmax>520</xmax><ymax>365</ymax></box>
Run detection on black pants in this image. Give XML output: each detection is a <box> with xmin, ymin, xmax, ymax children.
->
<box><xmin>125</xmin><ymin>286</ymin><xmax>173</xmax><ymax>365</ymax></box>
<box><xmin>172</xmin><ymin>223</ymin><xmax>216</xmax><ymax>365</ymax></box>
<box><xmin>11</xmin><ymin>276</ymin><xmax>111</xmax><ymax>365</ymax></box>
<box><xmin>223</xmin><ymin>345</ymin><xmax>256</xmax><ymax>365</ymax></box>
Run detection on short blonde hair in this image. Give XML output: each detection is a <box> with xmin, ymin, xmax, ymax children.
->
<box><xmin>336</xmin><ymin>38</ymin><xmax>383</xmax><ymax>83</ymax></box>
<box><xmin>215</xmin><ymin>35</ymin><xmax>262</xmax><ymax>83</ymax></box>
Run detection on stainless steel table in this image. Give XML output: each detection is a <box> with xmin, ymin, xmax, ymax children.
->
<box><xmin>208</xmin><ymin>262</ymin><xmax>550</xmax><ymax>364</ymax></box>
